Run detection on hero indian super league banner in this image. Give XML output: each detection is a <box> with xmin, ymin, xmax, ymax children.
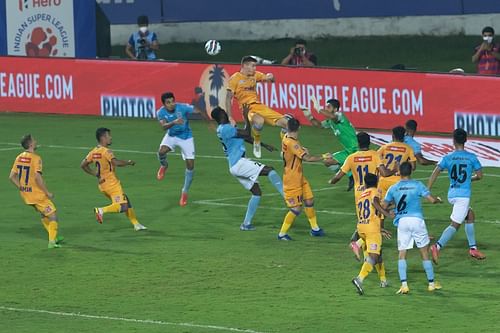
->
<box><xmin>0</xmin><ymin>56</ymin><xmax>499</xmax><ymax>139</ymax></box>
<box><xmin>6</xmin><ymin>0</ymin><xmax>75</xmax><ymax>57</ymax></box>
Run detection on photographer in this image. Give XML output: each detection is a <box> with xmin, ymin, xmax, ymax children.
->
<box><xmin>281</xmin><ymin>39</ymin><xmax>317</xmax><ymax>67</ymax></box>
<box><xmin>472</xmin><ymin>26</ymin><xmax>500</xmax><ymax>75</ymax></box>
<box><xmin>126</xmin><ymin>15</ymin><xmax>159</xmax><ymax>60</ymax></box>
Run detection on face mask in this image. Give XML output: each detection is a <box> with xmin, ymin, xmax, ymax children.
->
<box><xmin>483</xmin><ymin>36</ymin><xmax>493</xmax><ymax>44</ymax></box>
<box><xmin>139</xmin><ymin>27</ymin><xmax>148</xmax><ymax>34</ymax></box>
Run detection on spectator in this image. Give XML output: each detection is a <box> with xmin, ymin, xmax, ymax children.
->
<box><xmin>472</xmin><ymin>26</ymin><xmax>500</xmax><ymax>75</ymax></box>
<box><xmin>126</xmin><ymin>15</ymin><xmax>159</xmax><ymax>60</ymax></box>
<box><xmin>281</xmin><ymin>39</ymin><xmax>317</xmax><ymax>67</ymax></box>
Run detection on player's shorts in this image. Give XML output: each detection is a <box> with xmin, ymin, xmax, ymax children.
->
<box><xmin>229</xmin><ymin>158</ymin><xmax>265</xmax><ymax>190</ymax></box>
<box><xmin>101</xmin><ymin>184</ymin><xmax>128</xmax><ymax>205</ymax></box>
<box><xmin>358</xmin><ymin>231</ymin><xmax>382</xmax><ymax>255</ymax></box>
<box><xmin>378</xmin><ymin>175</ymin><xmax>400</xmax><ymax>199</ymax></box>
<box><xmin>248</xmin><ymin>103</ymin><xmax>283</xmax><ymax>126</ymax></box>
<box><xmin>397</xmin><ymin>217</ymin><xmax>430</xmax><ymax>250</ymax></box>
<box><xmin>284</xmin><ymin>178</ymin><xmax>313</xmax><ymax>208</ymax></box>
<box><xmin>160</xmin><ymin>135</ymin><xmax>195</xmax><ymax>160</ymax></box>
<box><xmin>30</xmin><ymin>198</ymin><xmax>57</xmax><ymax>217</ymax></box>
<box><xmin>448</xmin><ymin>197</ymin><xmax>471</xmax><ymax>224</ymax></box>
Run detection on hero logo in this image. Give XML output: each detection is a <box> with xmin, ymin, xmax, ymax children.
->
<box><xmin>19</xmin><ymin>0</ymin><xmax>62</xmax><ymax>11</ymax></box>
<box><xmin>101</xmin><ymin>95</ymin><xmax>156</xmax><ymax>119</ymax></box>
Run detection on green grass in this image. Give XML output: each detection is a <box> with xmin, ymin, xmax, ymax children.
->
<box><xmin>112</xmin><ymin>35</ymin><xmax>481</xmax><ymax>73</ymax></box>
<box><xmin>0</xmin><ymin>112</ymin><xmax>499</xmax><ymax>333</ymax></box>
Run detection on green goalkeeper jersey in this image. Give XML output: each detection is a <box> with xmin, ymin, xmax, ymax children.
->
<box><xmin>321</xmin><ymin>113</ymin><xmax>358</xmax><ymax>152</ymax></box>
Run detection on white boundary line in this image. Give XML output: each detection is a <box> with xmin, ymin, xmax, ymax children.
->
<box><xmin>0</xmin><ymin>306</ymin><xmax>269</xmax><ymax>333</ymax></box>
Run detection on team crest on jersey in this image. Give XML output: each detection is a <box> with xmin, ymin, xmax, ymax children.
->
<box><xmin>370</xmin><ymin>244</ymin><xmax>378</xmax><ymax>250</ymax></box>
<box><xmin>18</xmin><ymin>157</ymin><xmax>31</xmax><ymax>163</ymax></box>
<box><xmin>354</xmin><ymin>156</ymin><xmax>372</xmax><ymax>162</ymax></box>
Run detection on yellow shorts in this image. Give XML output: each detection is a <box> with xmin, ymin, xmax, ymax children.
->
<box><xmin>378</xmin><ymin>176</ymin><xmax>400</xmax><ymax>200</ymax></box>
<box><xmin>358</xmin><ymin>232</ymin><xmax>382</xmax><ymax>255</ymax></box>
<box><xmin>101</xmin><ymin>184</ymin><xmax>127</xmax><ymax>204</ymax></box>
<box><xmin>284</xmin><ymin>179</ymin><xmax>313</xmax><ymax>208</ymax></box>
<box><xmin>248</xmin><ymin>103</ymin><xmax>283</xmax><ymax>125</ymax></box>
<box><xmin>30</xmin><ymin>198</ymin><xmax>57</xmax><ymax>217</ymax></box>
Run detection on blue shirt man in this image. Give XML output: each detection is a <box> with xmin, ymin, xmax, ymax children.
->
<box><xmin>157</xmin><ymin>103</ymin><xmax>194</xmax><ymax>140</ymax></box>
<box><xmin>126</xmin><ymin>15</ymin><xmax>159</xmax><ymax>60</ymax></box>
<box><xmin>404</xmin><ymin>120</ymin><xmax>436</xmax><ymax>165</ymax></box>
<box><xmin>384</xmin><ymin>179</ymin><xmax>430</xmax><ymax>227</ymax></box>
<box><xmin>217</xmin><ymin>124</ymin><xmax>245</xmax><ymax>168</ymax></box>
<box><xmin>437</xmin><ymin>150</ymin><xmax>482</xmax><ymax>199</ymax></box>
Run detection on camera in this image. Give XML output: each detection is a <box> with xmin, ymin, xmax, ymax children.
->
<box><xmin>294</xmin><ymin>47</ymin><xmax>304</xmax><ymax>56</ymax></box>
<box><xmin>137</xmin><ymin>38</ymin><xmax>148</xmax><ymax>60</ymax></box>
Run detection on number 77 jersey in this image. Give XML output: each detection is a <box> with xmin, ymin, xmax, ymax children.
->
<box><xmin>437</xmin><ymin>150</ymin><xmax>482</xmax><ymax>199</ymax></box>
<box><xmin>11</xmin><ymin>151</ymin><xmax>46</xmax><ymax>204</ymax></box>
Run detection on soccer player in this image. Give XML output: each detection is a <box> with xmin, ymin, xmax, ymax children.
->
<box><xmin>302</xmin><ymin>99</ymin><xmax>357</xmax><ymax>191</ymax></box>
<box><xmin>156</xmin><ymin>91</ymin><xmax>209</xmax><ymax>206</ymax></box>
<box><xmin>404</xmin><ymin>119</ymin><xmax>436</xmax><ymax>165</ymax></box>
<box><xmin>211</xmin><ymin>105</ymin><xmax>284</xmax><ymax>230</ymax></box>
<box><xmin>351</xmin><ymin>173</ymin><xmax>394</xmax><ymax>295</ymax></box>
<box><xmin>278</xmin><ymin>118</ymin><xmax>326</xmax><ymax>240</ymax></box>
<box><xmin>384</xmin><ymin>162</ymin><xmax>443</xmax><ymax>294</ymax></box>
<box><xmin>81</xmin><ymin>128</ymin><xmax>147</xmax><ymax>231</ymax></box>
<box><xmin>226</xmin><ymin>56</ymin><xmax>288</xmax><ymax>158</ymax></box>
<box><xmin>428</xmin><ymin>129</ymin><xmax>485</xmax><ymax>262</ymax></box>
<box><xmin>9</xmin><ymin>134</ymin><xmax>63</xmax><ymax>249</ymax></box>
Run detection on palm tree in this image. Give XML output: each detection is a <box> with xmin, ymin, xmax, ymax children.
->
<box><xmin>208</xmin><ymin>64</ymin><xmax>226</xmax><ymax>104</ymax></box>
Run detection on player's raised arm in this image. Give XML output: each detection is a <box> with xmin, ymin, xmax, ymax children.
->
<box><xmin>301</xmin><ymin>108</ymin><xmax>323</xmax><ymax>128</ymax></box>
<box><xmin>427</xmin><ymin>165</ymin><xmax>442</xmax><ymax>190</ymax></box>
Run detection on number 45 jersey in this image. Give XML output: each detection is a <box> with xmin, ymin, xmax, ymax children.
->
<box><xmin>384</xmin><ymin>179</ymin><xmax>430</xmax><ymax>227</ymax></box>
<box><xmin>438</xmin><ymin>150</ymin><xmax>482</xmax><ymax>199</ymax></box>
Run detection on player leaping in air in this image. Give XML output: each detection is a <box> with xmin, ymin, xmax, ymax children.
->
<box><xmin>226</xmin><ymin>56</ymin><xmax>289</xmax><ymax>158</ymax></box>
<box><xmin>211</xmin><ymin>104</ymin><xmax>284</xmax><ymax>231</ymax></box>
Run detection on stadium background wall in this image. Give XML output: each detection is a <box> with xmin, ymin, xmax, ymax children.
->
<box><xmin>0</xmin><ymin>56</ymin><xmax>499</xmax><ymax>137</ymax></box>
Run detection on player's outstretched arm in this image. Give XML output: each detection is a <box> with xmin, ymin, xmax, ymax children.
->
<box><xmin>416</xmin><ymin>153</ymin><xmax>436</xmax><ymax>165</ymax></box>
<box><xmin>427</xmin><ymin>166</ymin><xmax>442</xmax><ymax>190</ymax></box>
<box><xmin>329</xmin><ymin>170</ymin><xmax>346</xmax><ymax>184</ymax></box>
<box><xmin>35</xmin><ymin>172</ymin><xmax>53</xmax><ymax>199</ymax></box>
<box><xmin>112</xmin><ymin>158</ymin><xmax>135</xmax><ymax>167</ymax></box>
<box><xmin>472</xmin><ymin>169</ymin><xmax>483</xmax><ymax>181</ymax></box>
<box><xmin>425</xmin><ymin>194</ymin><xmax>442</xmax><ymax>204</ymax></box>
<box><xmin>9</xmin><ymin>171</ymin><xmax>20</xmax><ymax>189</ymax></box>
<box><xmin>301</xmin><ymin>108</ymin><xmax>322</xmax><ymax>128</ymax></box>
<box><xmin>80</xmin><ymin>159</ymin><xmax>97</xmax><ymax>177</ymax></box>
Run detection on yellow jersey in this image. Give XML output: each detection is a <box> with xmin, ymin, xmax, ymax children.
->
<box><xmin>227</xmin><ymin>71</ymin><xmax>267</xmax><ymax>107</ymax></box>
<box><xmin>340</xmin><ymin>150</ymin><xmax>383</xmax><ymax>192</ymax></box>
<box><xmin>85</xmin><ymin>146</ymin><xmax>120</xmax><ymax>191</ymax></box>
<box><xmin>378</xmin><ymin>141</ymin><xmax>416</xmax><ymax>180</ymax></box>
<box><xmin>356</xmin><ymin>187</ymin><xmax>382</xmax><ymax>233</ymax></box>
<box><xmin>10</xmin><ymin>151</ymin><xmax>45</xmax><ymax>204</ymax></box>
<box><xmin>282</xmin><ymin>134</ymin><xmax>307</xmax><ymax>191</ymax></box>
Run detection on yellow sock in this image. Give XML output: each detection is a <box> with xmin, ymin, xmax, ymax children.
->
<box><xmin>304</xmin><ymin>207</ymin><xmax>319</xmax><ymax>230</ymax></box>
<box><xmin>41</xmin><ymin>217</ymin><xmax>50</xmax><ymax>232</ymax></box>
<box><xmin>102</xmin><ymin>203</ymin><xmax>121</xmax><ymax>214</ymax></box>
<box><xmin>375</xmin><ymin>262</ymin><xmax>386</xmax><ymax>281</ymax></box>
<box><xmin>125</xmin><ymin>207</ymin><xmax>139</xmax><ymax>225</ymax></box>
<box><xmin>48</xmin><ymin>221</ymin><xmax>58</xmax><ymax>242</ymax></box>
<box><xmin>358</xmin><ymin>261</ymin><xmax>374</xmax><ymax>281</ymax></box>
<box><xmin>279</xmin><ymin>211</ymin><xmax>296</xmax><ymax>235</ymax></box>
<box><xmin>251</xmin><ymin>127</ymin><xmax>261</xmax><ymax>144</ymax></box>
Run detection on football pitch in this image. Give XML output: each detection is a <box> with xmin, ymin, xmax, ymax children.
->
<box><xmin>0</xmin><ymin>112</ymin><xmax>499</xmax><ymax>333</ymax></box>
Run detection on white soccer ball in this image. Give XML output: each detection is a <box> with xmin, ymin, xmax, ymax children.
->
<box><xmin>205</xmin><ymin>40</ymin><xmax>221</xmax><ymax>56</ymax></box>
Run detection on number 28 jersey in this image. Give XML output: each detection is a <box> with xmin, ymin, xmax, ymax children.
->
<box><xmin>384</xmin><ymin>179</ymin><xmax>430</xmax><ymax>226</ymax></box>
<box><xmin>438</xmin><ymin>150</ymin><xmax>482</xmax><ymax>199</ymax></box>
<box><xmin>85</xmin><ymin>146</ymin><xmax>120</xmax><ymax>191</ymax></box>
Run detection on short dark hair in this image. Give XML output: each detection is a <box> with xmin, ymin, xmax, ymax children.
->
<box><xmin>399</xmin><ymin>161</ymin><xmax>413</xmax><ymax>176</ymax></box>
<box><xmin>295</xmin><ymin>39</ymin><xmax>307</xmax><ymax>46</ymax></box>
<box><xmin>210</xmin><ymin>107</ymin><xmax>226</xmax><ymax>123</ymax></box>
<box><xmin>161</xmin><ymin>92</ymin><xmax>175</xmax><ymax>104</ymax></box>
<box><xmin>364</xmin><ymin>173</ymin><xmax>378</xmax><ymax>188</ymax></box>
<box><xmin>21</xmin><ymin>134</ymin><xmax>33</xmax><ymax>149</ymax></box>
<box><xmin>137</xmin><ymin>15</ymin><xmax>149</xmax><ymax>26</ymax></box>
<box><xmin>453</xmin><ymin>128</ymin><xmax>467</xmax><ymax>145</ymax></box>
<box><xmin>482</xmin><ymin>26</ymin><xmax>495</xmax><ymax>35</ymax></box>
<box><xmin>392</xmin><ymin>126</ymin><xmax>406</xmax><ymax>141</ymax></box>
<box><xmin>357</xmin><ymin>132</ymin><xmax>370</xmax><ymax>149</ymax></box>
<box><xmin>241</xmin><ymin>56</ymin><xmax>257</xmax><ymax>65</ymax></box>
<box><xmin>326</xmin><ymin>99</ymin><xmax>340</xmax><ymax>109</ymax></box>
<box><xmin>288</xmin><ymin>118</ymin><xmax>300</xmax><ymax>132</ymax></box>
<box><xmin>96</xmin><ymin>127</ymin><xmax>110</xmax><ymax>142</ymax></box>
<box><xmin>405</xmin><ymin>119</ymin><xmax>417</xmax><ymax>131</ymax></box>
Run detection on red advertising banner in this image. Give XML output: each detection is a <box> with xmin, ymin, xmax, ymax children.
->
<box><xmin>0</xmin><ymin>56</ymin><xmax>499</xmax><ymax>137</ymax></box>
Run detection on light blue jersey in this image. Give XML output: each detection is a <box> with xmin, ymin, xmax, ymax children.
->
<box><xmin>438</xmin><ymin>150</ymin><xmax>482</xmax><ymax>199</ymax></box>
<box><xmin>404</xmin><ymin>135</ymin><xmax>422</xmax><ymax>155</ymax></box>
<box><xmin>157</xmin><ymin>103</ymin><xmax>194</xmax><ymax>140</ymax></box>
<box><xmin>384</xmin><ymin>179</ymin><xmax>430</xmax><ymax>226</ymax></box>
<box><xmin>217</xmin><ymin>124</ymin><xmax>245</xmax><ymax>167</ymax></box>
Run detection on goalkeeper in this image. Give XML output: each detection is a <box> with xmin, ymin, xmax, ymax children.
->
<box><xmin>302</xmin><ymin>98</ymin><xmax>357</xmax><ymax>191</ymax></box>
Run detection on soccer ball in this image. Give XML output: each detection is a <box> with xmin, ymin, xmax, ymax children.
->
<box><xmin>205</xmin><ymin>40</ymin><xmax>221</xmax><ymax>56</ymax></box>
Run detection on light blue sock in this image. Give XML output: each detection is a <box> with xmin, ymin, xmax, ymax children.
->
<box><xmin>182</xmin><ymin>169</ymin><xmax>194</xmax><ymax>193</ymax></box>
<box><xmin>464</xmin><ymin>223</ymin><xmax>477</xmax><ymax>249</ymax></box>
<box><xmin>422</xmin><ymin>260</ymin><xmax>434</xmax><ymax>282</ymax></box>
<box><xmin>243</xmin><ymin>195</ymin><xmax>261</xmax><ymax>225</ymax></box>
<box><xmin>267</xmin><ymin>170</ymin><xmax>284</xmax><ymax>197</ymax></box>
<box><xmin>437</xmin><ymin>225</ymin><xmax>457</xmax><ymax>250</ymax></box>
<box><xmin>398</xmin><ymin>259</ymin><xmax>407</xmax><ymax>282</ymax></box>
<box><xmin>158</xmin><ymin>152</ymin><xmax>168</xmax><ymax>167</ymax></box>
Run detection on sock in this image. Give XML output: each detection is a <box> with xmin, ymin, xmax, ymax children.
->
<box><xmin>41</xmin><ymin>217</ymin><xmax>50</xmax><ymax>232</ymax></box>
<box><xmin>398</xmin><ymin>259</ymin><xmax>407</xmax><ymax>282</ymax></box>
<box><xmin>279</xmin><ymin>211</ymin><xmax>297</xmax><ymax>236</ymax></box>
<box><xmin>304</xmin><ymin>206</ymin><xmax>319</xmax><ymax>231</ymax></box>
<box><xmin>243</xmin><ymin>195</ymin><xmax>261</xmax><ymax>225</ymax></box>
<box><xmin>436</xmin><ymin>225</ymin><xmax>457</xmax><ymax>250</ymax></box>
<box><xmin>157</xmin><ymin>152</ymin><xmax>168</xmax><ymax>167</ymax></box>
<box><xmin>267</xmin><ymin>170</ymin><xmax>284</xmax><ymax>197</ymax></box>
<box><xmin>464</xmin><ymin>223</ymin><xmax>477</xmax><ymax>249</ymax></box>
<box><xmin>102</xmin><ymin>203</ymin><xmax>121</xmax><ymax>214</ymax></box>
<box><xmin>358</xmin><ymin>257</ymin><xmax>375</xmax><ymax>281</ymax></box>
<box><xmin>48</xmin><ymin>221</ymin><xmax>58</xmax><ymax>242</ymax></box>
<box><xmin>252</xmin><ymin>125</ymin><xmax>262</xmax><ymax>144</ymax></box>
<box><xmin>422</xmin><ymin>260</ymin><xmax>434</xmax><ymax>282</ymax></box>
<box><xmin>375</xmin><ymin>262</ymin><xmax>387</xmax><ymax>282</ymax></box>
<box><xmin>182</xmin><ymin>169</ymin><xmax>194</xmax><ymax>193</ymax></box>
<box><xmin>125</xmin><ymin>207</ymin><xmax>139</xmax><ymax>225</ymax></box>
